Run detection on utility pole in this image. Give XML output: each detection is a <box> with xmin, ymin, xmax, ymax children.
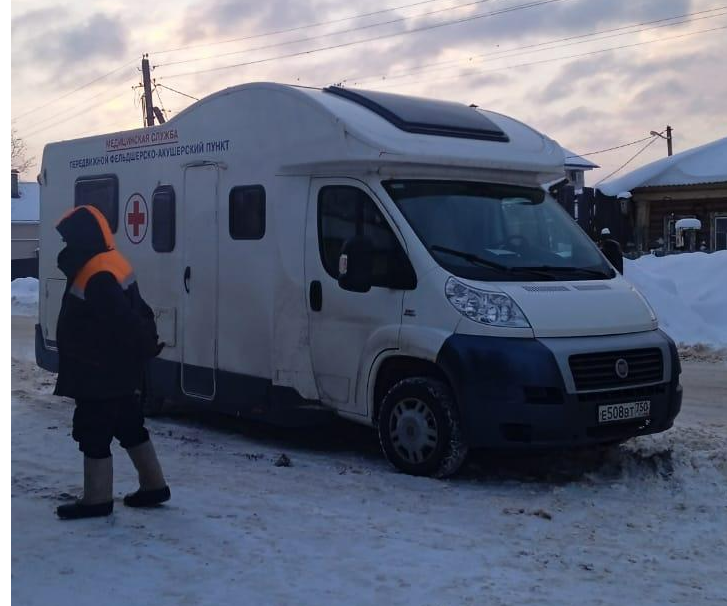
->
<box><xmin>141</xmin><ymin>54</ymin><xmax>155</xmax><ymax>127</ymax></box>
<box><xmin>650</xmin><ymin>125</ymin><xmax>673</xmax><ymax>156</ymax></box>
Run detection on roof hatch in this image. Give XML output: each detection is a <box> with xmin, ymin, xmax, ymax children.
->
<box><xmin>323</xmin><ymin>86</ymin><xmax>509</xmax><ymax>143</ymax></box>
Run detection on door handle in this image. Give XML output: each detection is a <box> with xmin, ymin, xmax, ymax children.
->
<box><xmin>309</xmin><ymin>280</ymin><xmax>322</xmax><ymax>312</ymax></box>
<box><xmin>184</xmin><ymin>266</ymin><xmax>191</xmax><ymax>293</ymax></box>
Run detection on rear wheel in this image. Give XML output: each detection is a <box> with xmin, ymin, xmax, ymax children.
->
<box><xmin>378</xmin><ymin>377</ymin><xmax>468</xmax><ymax>478</ymax></box>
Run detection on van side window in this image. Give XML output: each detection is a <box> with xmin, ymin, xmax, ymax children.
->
<box><xmin>74</xmin><ymin>175</ymin><xmax>119</xmax><ymax>232</ymax></box>
<box><xmin>229</xmin><ymin>185</ymin><xmax>265</xmax><ymax>240</ymax></box>
<box><xmin>152</xmin><ymin>185</ymin><xmax>175</xmax><ymax>252</ymax></box>
<box><xmin>318</xmin><ymin>185</ymin><xmax>416</xmax><ymax>289</ymax></box>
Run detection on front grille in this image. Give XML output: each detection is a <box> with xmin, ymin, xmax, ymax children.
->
<box><xmin>569</xmin><ymin>348</ymin><xmax>663</xmax><ymax>391</ymax></box>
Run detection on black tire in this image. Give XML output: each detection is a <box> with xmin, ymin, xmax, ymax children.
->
<box><xmin>378</xmin><ymin>377</ymin><xmax>468</xmax><ymax>478</ymax></box>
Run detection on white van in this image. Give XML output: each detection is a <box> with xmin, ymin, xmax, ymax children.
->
<box><xmin>36</xmin><ymin>83</ymin><xmax>682</xmax><ymax>477</ymax></box>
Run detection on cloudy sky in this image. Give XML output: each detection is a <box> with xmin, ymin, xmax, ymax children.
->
<box><xmin>10</xmin><ymin>0</ymin><xmax>727</xmax><ymax>183</ymax></box>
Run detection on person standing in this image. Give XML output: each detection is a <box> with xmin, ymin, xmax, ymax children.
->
<box><xmin>598</xmin><ymin>227</ymin><xmax>624</xmax><ymax>274</ymax></box>
<box><xmin>54</xmin><ymin>205</ymin><xmax>170</xmax><ymax>520</ymax></box>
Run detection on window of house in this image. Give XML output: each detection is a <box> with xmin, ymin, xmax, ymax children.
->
<box><xmin>318</xmin><ymin>185</ymin><xmax>416</xmax><ymax>289</ymax></box>
<box><xmin>152</xmin><ymin>185</ymin><xmax>175</xmax><ymax>252</ymax></box>
<box><xmin>229</xmin><ymin>185</ymin><xmax>265</xmax><ymax>240</ymax></box>
<box><xmin>74</xmin><ymin>175</ymin><xmax>119</xmax><ymax>232</ymax></box>
<box><xmin>715</xmin><ymin>216</ymin><xmax>727</xmax><ymax>251</ymax></box>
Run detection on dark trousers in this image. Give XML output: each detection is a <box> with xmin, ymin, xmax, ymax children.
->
<box><xmin>72</xmin><ymin>395</ymin><xmax>150</xmax><ymax>459</ymax></box>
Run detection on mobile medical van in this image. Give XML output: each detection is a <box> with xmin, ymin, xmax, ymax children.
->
<box><xmin>36</xmin><ymin>83</ymin><xmax>682</xmax><ymax>477</ymax></box>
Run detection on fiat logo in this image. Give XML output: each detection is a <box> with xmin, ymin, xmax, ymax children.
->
<box><xmin>615</xmin><ymin>358</ymin><xmax>629</xmax><ymax>379</ymax></box>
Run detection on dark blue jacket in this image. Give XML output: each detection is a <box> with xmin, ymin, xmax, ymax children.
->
<box><xmin>54</xmin><ymin>206</ymin><xmax>161</xmax><ymax>400</ymax></box>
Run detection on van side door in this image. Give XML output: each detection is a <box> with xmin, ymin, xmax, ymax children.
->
<box><xmin>305</xmin><ymin>178</ymin><xmax>415</xmax><ymax>417</ymax></box>
<box><xmin>180</xmin><ymin>163</ymin><xmax>219</xmax><ymax>399</ymax></box>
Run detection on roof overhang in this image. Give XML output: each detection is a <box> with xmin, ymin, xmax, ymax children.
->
<box><xmin>278</xmin><ymin>157</ymin><xmax>562</xmax><ymax>187</ymax></box>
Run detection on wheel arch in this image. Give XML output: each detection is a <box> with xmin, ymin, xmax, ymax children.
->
<box><xmin>370</xmin><ymin>354</ymin><xmax>453</xmax><ymax>426</ymax></box>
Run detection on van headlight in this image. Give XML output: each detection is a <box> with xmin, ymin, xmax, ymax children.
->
<box><xmin>445</xmin><ymin>277</ymin><xmax>531</xmax><ymax>328</ymax></box>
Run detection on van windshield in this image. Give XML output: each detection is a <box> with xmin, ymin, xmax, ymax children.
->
<box><xmin>383</xmin><ymin>180</ymin><xmax>614</xmax><ymax>282</ymax></box>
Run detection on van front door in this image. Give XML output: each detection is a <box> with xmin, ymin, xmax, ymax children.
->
<box><xmin>305</xmin><ymin>178</ymin><xmax>412</xmax><ymax>416</ymax></box>
<box><xmin>181</xmin><ymin>164</ymin><xmax>219</xmax><ymax>399</ymax></box>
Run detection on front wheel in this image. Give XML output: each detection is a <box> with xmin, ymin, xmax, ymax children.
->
<box><xmin>378</xmin><ymin>377</ymin><xmax>469</xmax><ymax>478</ymax></box>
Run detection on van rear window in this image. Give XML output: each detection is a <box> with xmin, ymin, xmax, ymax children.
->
<box><xmin>229</xmin><ymin>185</ymin><xmax>266</xmax><ymax>240</ymax></box>
<box><xmin>152</xmin><ymin>185</ymin><xmax>175</xmax><ymax>252</ymax></box>
<box><xmin>74</xmin><ymin>175</ymin><xmax>119</xmax><ymax>232</ymax></box>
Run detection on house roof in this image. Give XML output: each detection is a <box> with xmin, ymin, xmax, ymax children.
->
<box><xmin>562</xmin><ymin>148</ymin><xmax>599</xmax><ymax>170</ymax></box>
<box><xmin>598</xmin><ymin>136</ymin><xmax>727</xmax><ymax>196</ymax></box>
<box><xmin>11</xmin><ymin>182</ymin><xmax>40</xmax><ymax>223</ymax></box>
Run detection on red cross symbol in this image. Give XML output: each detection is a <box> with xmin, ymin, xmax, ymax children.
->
<box><xmin>127</xmin><ymin>199</ymin><xmax>146</xmax><ymax>237</ymax></box>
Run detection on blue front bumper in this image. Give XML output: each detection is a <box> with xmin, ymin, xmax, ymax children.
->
<box><xmin>436</xmin><ymin>330</ymin><xmax>682</xmax><ymax>449</ymax></box>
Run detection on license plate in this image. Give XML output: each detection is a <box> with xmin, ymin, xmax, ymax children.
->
<box><xmin>597</xmin><ymin>401</ymin><xmax>651</xmax><ymax>424</ymax></box>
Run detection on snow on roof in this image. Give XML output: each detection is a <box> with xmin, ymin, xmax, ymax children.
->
<box><xmin>11</xmin><ymin>182</ymin><xmax>40</xmax><ymax>223</ymax></box>
<box><xmin>12</xmin><ymin>182</ymin><xmax>40</xmax><ymax>222</ymax></box>
<box><xmin>599</xmin><ymin>136</ymin><xmax>727</xmax><ymax>196</ymax></box>
<box><xmin>675</xmin><ymin>218</ymin><xmax>702</xmax><ymax>230</ymax></box>
<box><xmin>562</xmin><ymin>148</ymin><xmax>599</xmax><ymax>170</ymax></box>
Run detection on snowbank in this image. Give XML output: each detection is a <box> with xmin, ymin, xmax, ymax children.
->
<box><xmin>11</xmin><ymin>277</ymin><xmax>39</xmax><ymax>317</ymax></box>
<box><xmin>624</xmin><ymin>251</ymin><xmax>727</xmax><ymax>347</ymax></box>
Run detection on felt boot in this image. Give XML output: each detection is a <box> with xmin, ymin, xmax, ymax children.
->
<box><xmin>124</xmin><ymin>440</ymin><xmax>170</xmax><ymax>507</ymax></box>
<box><xmin>57</xmin><ymin>456</ymin><xmax>114</xmax><ymax>520</ymax></box>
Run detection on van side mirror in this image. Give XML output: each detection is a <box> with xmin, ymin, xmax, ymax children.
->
<box><xmin>338</xmin><ymin>236</ymin><xmax>373</xmax><ymax>293</ymax></box>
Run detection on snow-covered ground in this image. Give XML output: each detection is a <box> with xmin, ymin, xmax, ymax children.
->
<box><xmin>624</xmin><ymin>251</ymin><xmax>727</xmax><ymax>348</ymax></box>
<box><xmin>11</xmin><ymin>277</ymin><xmax>39</xmax><ymax>317</ymax></box>
<box><xmin>11</xmin><ymin>314</ymin><xmax>727</xmax><ymax>605</ymax></box>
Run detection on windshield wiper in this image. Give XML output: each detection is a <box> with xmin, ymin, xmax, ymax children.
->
<box><xmin>430</xmin><ymin>245</ymin><xmax>555</xmax><ymax>279</ymax></box>
<box><xmin>430</xmin><ymin>245</ymin><xmax>510</xmax><ymax>271</ymax></box>
<box><xmin>513</xmin><ymin>265</ymin><xmax>614</xmax><ymax>279</ymax></box>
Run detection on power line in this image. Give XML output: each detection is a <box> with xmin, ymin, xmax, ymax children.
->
<box><xmin>152</xmin><ymin>0</ymin><xmax>453</xmax><ymax>55</ymax></box>
<box><xmin>156</xmin><ymin>83</ymin><xmax>200</xmax><ymax>101</ymax></box>
<box><xmin>18</xmin><ymin>71</ymin><xmax>137</xmax><ymax>134</ymax></box>
<box><xmin>153</xmin><ymin>84</ymin><xmax>168</xmax><ymax>118</ymax></box>
<box><xmin>24</xmin><ymin>85</ymin><xmax>135</xmax><ymax>140</ymax></box>
<box><xmin>12</xmin><ymin>58</ymin><xmax>138</xmax><ymax>123</ymax></box>
<box><xmin>76</xmin><ymin>115</ymin><xmax>140</xmax><ymax>140</ymax></box>
<box><xmin>566</xmin><ymin>136</ymin><xmax>657</xmax><ymax>159</ymax></box>
<box><xmin>154</xmin><ymin>0</ymin><xmax>501</xmax><ymax>69</ymax></box>
<box><xmin>158</xmin><ymin>0</ymin><xmax>569</xmax><ymax>80</ymax></box>
<box><xmin>374</xmin><ymin>23</ymin><xmax>727</xmax><ymax>89</ymax></box>
<box><xmin>595</xmin><ymin>137</ymin><xmax>661</xmax><ymax>186</ymax></box>
<box><xmin>341</xmin><ymin>7</ymin><xmax>727</xmax><ymax>86</ymax></box>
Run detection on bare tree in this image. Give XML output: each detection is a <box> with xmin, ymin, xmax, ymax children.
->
<box><xmin>11</xmin><ymin>129</ymin><xmax>35</xmax><ymax>175</ymax></box>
